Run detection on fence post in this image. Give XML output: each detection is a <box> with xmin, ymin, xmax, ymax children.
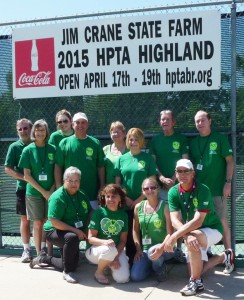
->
<box><xmin>230</xmin><ymin>0</ymin><xmax>237</xmax><ymax>252</ymax></box>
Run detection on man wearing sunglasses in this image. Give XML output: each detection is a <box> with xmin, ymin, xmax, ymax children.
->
<box><xmin>163</xmin><ymin>159</ymin><xmax>228</xmax><ymax>296</ymax></box>
<box><xmin>5</xmin><ymin>118</ymin><xmax>33</xmax><ymax>263</ymax></box>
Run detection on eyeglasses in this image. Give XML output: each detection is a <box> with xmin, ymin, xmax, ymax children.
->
<box><xmin>17</xmin><ymin>127</ymin><xmax>28</xmax><ymax>132</ymax></box>
<box><xmin>67</xmin><ymin>179</ymin><xmax>80</xmax><ymax>184</ymax></box>
<box><xmin>176</xmin><ymin>169</ymin><xmax>192</xmax><ymax>174</ymax></box>
<box><xmin>143</xmin><ymin>186</ymin><xmax>158</xmax><ymax>191</ymax></box>
<box><xmin>57</xmin><ymin>119</ymin><xmax>69</xmax><ymax>124</ymax></box>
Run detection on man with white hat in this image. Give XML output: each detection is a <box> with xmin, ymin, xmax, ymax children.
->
<box><xmin>157</xmin><ymin>159</ymin><xmax>228</xmax><ymax>296</ymax></box>
<box><xmin>54</xmin><ymin>112</ymin><xmax>105</xmax><ymax>209</ymax></box>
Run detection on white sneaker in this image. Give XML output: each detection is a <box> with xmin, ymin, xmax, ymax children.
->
<box><xmin>63</xmin><ymin>271</ymin><xmax>78</xmax><ymax>283</ymax></box>
<box><xmin>21</xmin><ymin>249</ymin><xmax>32</xmax><ymax>263</ymax></box>
<box><xmin>223</xmin><ymin>249</ymin><xmax>235</xmax><ymax>274</ymax></box>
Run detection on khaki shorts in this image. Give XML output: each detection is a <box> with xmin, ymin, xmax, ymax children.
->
<box><xmin>213</xmin><ymin>196</ymin><xmax>227</xmax><ymax>219</ymax></box>
<box><xmin>26</xmin><ymin>195</ymin><xmax>48</xmax><ymax>221</ymax></box>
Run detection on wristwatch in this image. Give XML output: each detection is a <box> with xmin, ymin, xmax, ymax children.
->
<box><xmin>225</xmin><ymin>178</ymin><xmax>232</xmax><ymax>183</ymax></box>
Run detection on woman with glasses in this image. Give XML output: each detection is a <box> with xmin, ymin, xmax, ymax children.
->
<box><xmin>30</xmin><ymin>166</ymin><xmax>92</xmax><ymax>284</ymax></box>
<box><xmin>49</xmin><ymin>109</ymin><xmax>74</xmax><ymax>147</ymax></box>
<box><xmin>85</xmin><ymin>184</ymin><xmax>130</xmax><ymax>285</ymax></box>
<box><xmin>114</xmin><ymin>128</ymin><xmax>157</xmax><ymax>266</ymax></box>
<box><xmin>130</xmin><ymin>178</ymin><xmax>175</xmax><ymax>282</ymax></box>
<box><xmin>18</xmin><ymin>119</ymin><xmax>56</xmax><ymax>256</ymax></box>
<box><xmin>103</xmin><ymin>121</ymin><xmax>128</xmax><ymax>184</ymax></box>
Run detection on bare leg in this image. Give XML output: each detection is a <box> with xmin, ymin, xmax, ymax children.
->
<box><xmin>20</xmin><ymin>215</ymin><xmax>31</xmax><ymax>245</ymax></box>
<box><xmin>221</xmin><ymin>217</ymin><xmax>231</xmax><ymax>249</ymax></box>
<box><xmin>33</xmin><ymin>220</ymin><xmax>44</xmax><ymax>255</ymax></box>
<box><xmin>202</xmin><ymin>253</ymin><xmax>225</xmax><ymax>274</ymax></box>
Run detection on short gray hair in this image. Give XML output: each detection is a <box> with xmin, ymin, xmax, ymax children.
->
<box><xmin>63</xmin><ymin>166</ymin><xmax>81</xmax><ymax>181</ymax></box>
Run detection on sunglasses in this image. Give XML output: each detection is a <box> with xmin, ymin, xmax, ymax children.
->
<box><xmin>17</xmin><ymin>127</ymin><xmax>28</xmax><ymax>132</ymax></box>
<box><xmin>176</xmin><ymin>169</ymin><xmax>192</xmax><ymax>174</ymax></box>
<box><xmin>143</xmin><ymin>186</ymin><xmax>158</xmax><ymax>191</ymax></box>
<box><xmin>57</xmin><ymin>119</ymin><xmax>69</xmax><ymax>124</ymax></box>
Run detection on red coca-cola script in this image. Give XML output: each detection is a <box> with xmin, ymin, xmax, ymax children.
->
<box><xmin>15</xmin><ymin>38</ymin><xmax>56</xmax><ymax>88</ymax></box>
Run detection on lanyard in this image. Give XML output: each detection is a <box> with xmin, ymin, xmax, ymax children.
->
<box><xmin>197</xmin><ymin>134</ymin><xmax>211</xmax><ymax>161</ymax></box>
<box><xmin>36</xmin><ymin>144</ymin><xmax>47</xmax><ymax>172</ymax></box>
<box><xmin>179</xmin><ymin>183</ymin><xmax>196</xmax><ymax>221</ymax></box>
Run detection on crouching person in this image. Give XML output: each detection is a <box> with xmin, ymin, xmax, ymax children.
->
<box><xmin>30</xmin><ymin>166</ymin><xmax>92</xmax><ymax>284</ymax></box>
<box><xmin>85</xmin><ymin>184</ymin><xmax>130</xmax><ymax>284</ymax></box>
<box><xmin>164</xmin><ymin>159</ymin><xmax>227</xmax><ymax>296</ymax></box>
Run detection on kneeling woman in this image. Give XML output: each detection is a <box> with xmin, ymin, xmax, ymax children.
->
<box><xmin>85</xmin><ymin>184</ymin><xmax>130</xmax><ymax>285</ymax></box>
<box><xmin>30</xmin><ymin>166</ymin><xmax>92</xmax><ymax>284</ymax></box>
<box><xmin>131</xmin><ymin>178</ymin><xmax>175</xmax><ymax>282</ymax></box>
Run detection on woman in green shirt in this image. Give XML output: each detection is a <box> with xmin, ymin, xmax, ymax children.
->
<box><xmin>85</xmin><ymin>184</ymin><xmax>130</xmax><ymax>285</ymax></box>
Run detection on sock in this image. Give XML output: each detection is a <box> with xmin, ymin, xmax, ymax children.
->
<box><xmin>223</xmin><ymin>252</ymin><xmax>227</xmax><ymax>263</ymax></box>
<box><xmin>41</xmin><ymin>242</ymin><xmax>46</xmax><ymax>249</ymax></box>
<box><xmin>23</xmin><ymin>244</ymin><xmax>30</xmax><ymax>250</ymax></box>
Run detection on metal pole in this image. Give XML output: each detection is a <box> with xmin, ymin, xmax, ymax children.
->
<box><xmin>230</xmin><ymin>0</ymin><xmax>237</xmax><ymax>252</ymax></box>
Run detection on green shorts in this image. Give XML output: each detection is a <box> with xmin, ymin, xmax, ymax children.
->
<box><xmin>26</xmin><ymin>195</ymin><xmax>48</xmax><ymax>221</ymax></box>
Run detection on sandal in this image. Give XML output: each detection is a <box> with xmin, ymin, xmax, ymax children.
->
<box><xmin>94</xmin><ymin>274</ymin><xmax>110</xmax><ymax>285</ymax></box>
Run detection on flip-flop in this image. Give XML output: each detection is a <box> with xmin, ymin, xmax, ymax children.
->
<box><xmin>94</xmin><ymin>274</ymin><xmax>110</xmax><ymax>285</ymax></box>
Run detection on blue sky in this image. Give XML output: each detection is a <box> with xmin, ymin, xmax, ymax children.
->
<box><xmin>1</xmin><ymin>0</ymin><xmax>191</xmax><ymax>22</ymax></box>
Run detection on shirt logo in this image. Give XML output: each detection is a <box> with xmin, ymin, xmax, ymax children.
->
<box><xmin>81</xmin><ymin>200</ymin><xmax>88</xmax><ymax>210</ymax></box>
<box><xmin>193</xmin><ymin>197</ymin><xmax>198</xmax><ymax>208</ymax></box>
<box><xmin>86</xmin><ymin>147</ymin><xmax>93</xmax><ymax>156</ymax></box>
<box><xmin>100</xmin><ymin>218</ymin><xmax>124</xmax><ymax>237</ymax></box>
<box><xmin>153</xmin><ymin>218</ymin><xmax>162</xmax><ymax>229</ymax></box>
<box><xmin>48</xmin><ymin>153</ymin><xmax>54</xmax><ymax>160</ymax></box>
<box><xmin>173</xmin><ymin>141</ymin><xmax>180</xmax><ymax>150</ymax></box>
<box><xmin>138</xmin><ymin>160</ymin><xmax>146</xmax><ymax>169</ymax></box>
<box><xmin>210</xmin><ymin>142</ymin><xmax>217</xmax><ymax>151</ymax></box>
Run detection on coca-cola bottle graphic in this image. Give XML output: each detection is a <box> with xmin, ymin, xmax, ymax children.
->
<box><xmin>31</xmin><ymin>39</ymin><xmax>39</xmax><ymax>72</ymax></box>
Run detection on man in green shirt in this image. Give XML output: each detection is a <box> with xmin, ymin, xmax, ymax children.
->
<box><xmin>165</xmin><ymin>159</ymin><xmax>228</xmax><ymax>296</ymax></box>
<box><xmin>55</xmin><ymin>112</ymin><xmax>105</xmax><ymax>210</ymax></box>
<box><xmin>4</xmin><ymin>118</ymin><xmax>33</xmax><ymax>263</ymax></box>
<box><xmin>190</xmin><ymin>110</ymin><xmax>234</xmax><ymax>274</ymax></box>
<box><xmin>149</xmin><ymin>109</ymin><xmax>189</xmax><ymax>261</ymax></box>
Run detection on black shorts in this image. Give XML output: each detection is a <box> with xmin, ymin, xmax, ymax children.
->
<box><xmin>16</xmin><ymin>189</ymin><xmax>27</xmax><ymax>215</ymax></box>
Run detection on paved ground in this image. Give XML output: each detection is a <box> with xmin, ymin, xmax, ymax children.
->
<box><xmin>0</xmin><ymin>254</ymin><xmax>243</xmax><ymax>300</ymax></box>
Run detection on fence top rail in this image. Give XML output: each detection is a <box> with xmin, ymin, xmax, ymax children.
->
<box><xmin>0</xmin><ymin>0</ymin><xmax>240</xmax><ymax>27</ymax></box>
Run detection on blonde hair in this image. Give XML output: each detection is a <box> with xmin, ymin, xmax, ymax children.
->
<box><xmin>126</xmin><ymin>128</ymin><xmax>144</xmax><ymax>149</ymax></box>
<box><xmin>110</xmin><ymin>121</ymin><xmax>126</xmax><ymax>134</ymax></box>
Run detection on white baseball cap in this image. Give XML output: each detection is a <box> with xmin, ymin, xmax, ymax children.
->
<box><xmin>176</xmin><ymin>159</ymin><xmax>194</xmax><ymax>170</ymax></box>
<box><xmin>73</xmin><ymin>112</ymin><xmax>88</xmax><ymax>122</ymax></box>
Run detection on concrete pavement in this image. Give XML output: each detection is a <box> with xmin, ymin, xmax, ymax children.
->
<box><xmin>0</xmin><ymin>255</ymin><xmax>243</xmax><ymax>300</ymax></box>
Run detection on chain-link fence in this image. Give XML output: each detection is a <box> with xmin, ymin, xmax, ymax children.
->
<box><xmin>0</xmin><ymin>1</ymin><xmax>244</xmax><ymax>264</ymax></box>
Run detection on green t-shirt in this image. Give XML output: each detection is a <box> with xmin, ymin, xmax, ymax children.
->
<box><xmin>138</xmin><ymin>200</ymin><xmax>167</xmax><ymax>251</ymax></box>
<box><xmin>168</xmin><ymin>183</ymin><xmax>223</xmax><ymax>235</ymax></box>
<box><xmin>18</xmin><ymin>142</ymin><xmax>56</xmax><ymax>197</ymax></box>
<box><xmin>49</xmin><ymin>130</ymin><xmax>74</xmax><ymax>148</ymax></box>
<box><xmin>149</xmin><ymin>132</ymin><xmax>189</xmax><ymax>178</ymax></box>
<box><xmin>189</xmin><ymin>132</ymin><xmax>233</xmax><ymax>196</ymax></box>
<box><xmin>4</xmin><ymin>139</ymin><xmax>30</xmax><ymax>191</ymax></box>
<box><xmin>114</xmin><ymin>151</ymin><xmax>157</xmax><ymax>201</ymax></box>
<box><xmin>44</xmin><ymin>186</ymin><xmax>92</xmax><ymax>231</ymax></box>
<box><xmin>55</xmin><ymin>135</ymin><xmax>105</xmax><ymax>201</ymax></box>
<box><xmin>103</xmin><ymin>144</ymin><xmax>128</xmax><ymax>184</ymax></box>
<box><xmin>88</xmin><ymin>207</ymin><xmax>128</xmax><ymax>246</ymax></box>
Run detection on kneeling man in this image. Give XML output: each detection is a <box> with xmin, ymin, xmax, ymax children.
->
<box><xmin>164</xmin><ymin>159</ymin><xmax>230</xmax><ymax>296</ymax></box>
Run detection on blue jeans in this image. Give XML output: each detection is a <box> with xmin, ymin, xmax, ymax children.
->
<box><xmin>130</xmin><ymin>244</ymin><xmax>175</xmax><ymax>282</ymax></box>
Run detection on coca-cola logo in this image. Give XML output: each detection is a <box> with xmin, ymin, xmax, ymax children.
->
<box><xmin>15</xmin><ymin>38</ymin><xmax>55</xmax><ymax>89</ymax></box>
<box><xmin>18</xmin><ymin>71</ymin><xmax>52</xmax><ymax>87</ymax></box>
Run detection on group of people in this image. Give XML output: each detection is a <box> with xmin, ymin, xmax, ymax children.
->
<box><xmin>4</xmin><ymin>108</ymin><xmax>234</xmax><ymax>296</ymax></box>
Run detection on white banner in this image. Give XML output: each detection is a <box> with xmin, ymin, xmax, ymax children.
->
<box><xmin>12</xmin><ymin>10</ymin><xmax>221</xmax><ymax>99</ymax></box>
